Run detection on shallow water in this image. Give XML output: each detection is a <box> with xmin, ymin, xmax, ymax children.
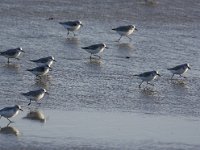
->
<box><xmin>0</xmin><ymin>0</ymin><xmax>200</xmax><ymax>149</ymax></box>
<box><xmin>0</xmin><ymin>109</ymin><xmax>200</xmax><ymax>150</ymax></box>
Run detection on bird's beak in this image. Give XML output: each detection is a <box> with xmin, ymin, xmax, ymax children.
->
<box><xmin>20</xmin><ymin>108</ymin><xmax>23</xmax><ymax>111</ymax></box>
<box><xmin>21</xmin><ymin>50</ymin><xmax>25</xmax><ymax>53</ymax></box>
<box><xmin>157</xmin><ymin>73</ymin><xmax>161</xmax><ymax>77</ymax></box>
<box><xmin>188</xmin><ymin>66</ymin><xmax>191</xmax><ymax>70</ymax></box>
<box><xmin>53</xmin><ymin>59</ymin><xmax>57</xmax><ymax>62</ymax></box>
<box><xmin>105</xmin><ymin>47</ymin><xmax>109</xmax><ymax>49</ymax></box>
<box><xmin>80</xmin><ymin>24</ymin><xmax>83</xmax><ymax>26</ymax></box>
<box><xmin>135</xmin><ymin>28</ymin><xmax>138</xmax><ymax>31</ymax></box>
<box><xmin>45</xmin><ymin>92</ymin><xmax>49</xmax><ymax>95</ymax></box>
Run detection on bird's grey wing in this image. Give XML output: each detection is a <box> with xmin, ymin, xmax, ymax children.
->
<box><xmin>139</xmin><ymin>71</ymin><xmax>153</xmax><ymax>77</ymax></box>
<box><xmin>32</xmin><ymin>57</ymin><xmax>48</xmax><ymax>63</ymax></box>
<box><xmin>34</xmin><ymin>66</ymin><xmax>46</xmax><ymax>71</ymax></box>
<box><xmin>82</xmin><ymin>44</ymin><xmax>100</xmax><ymax>50</ymax></box>
<box><xmin>168</xmin><ymin>64</ymin><xmax>183</xmax><ymax>70</ymax></box>
<box><xmin>0</xmin><ymin>107</ymin><xmax>13</xmax><ymax>113</ymax></box>
<box><xmin>60</xmin><ymin>21</ymin><xmax>77</xmax><ymax>26</ymax></box>
<box><xmin>0</xmin><ymin>49</ymin><xmax>17</xmax><ymax>56</ymax></box>
<box><xmin>113</xmin><ymin>25</ymin><xmax>131</xmax><ymax>32</ymax></box>
<box><xmin>23</xmin><ymin>89</ymin><xmax>41</xmax><ymax>96</ymax></box>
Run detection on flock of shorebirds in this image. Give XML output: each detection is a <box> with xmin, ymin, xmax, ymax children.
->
<box><xmin>0</xmin><ymin>20</ymin><xmax>191</xmax><ymax>123</ymax></box>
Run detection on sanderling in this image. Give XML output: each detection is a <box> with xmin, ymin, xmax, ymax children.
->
<box><xmin>30</xmin><ymin>56</ymin><xmax>56</xmax><ymax>67</ymax></box>
<box><xmin>167</xmin><ymin>63</ymin><xmax>191</xmax><ymax>79</ymax></box>
<box><xmin>26</xmin><ymin>64</ymin><xmax>51</xmax><ymax>77</ymax></box>
<box><xmin>0</xmin><ymin>105</ymin><xmax>23</xmax><ymax>123</ymax></box>
<box><xmin>21</xmin><ymin>88</ymin><xmax>48</xmax><ymax>105</ymax></box>
<box><xmin>0</xmin><ymin>47</ymin><xmax>24</xmax><ymax>63</ymax></box>
<box><xmin>133</xmin><ymin>71</ymin><xmax>160</xmax><ymax>88</ymax></box>
<box><xmin>112</xmin><ymin>25</ymin><xmax>137</xmax><ymax>42</ymax></box>
<box><xmin>59</xmin><ymin>20</ymin><xmax>83</xmax><ymax>36</ymax></box>
<box><xmin>82</xmin><ymin>43</ymin><xmax>108</xmax><ymax>59</ymax></box>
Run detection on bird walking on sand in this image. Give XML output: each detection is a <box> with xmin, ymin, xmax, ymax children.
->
<box><xmin>21</xmin><ymin>88</ymin><xmax>49</xmax><ymax>105</ymax></box>
<box><xmin>167</xmin><ymin>63</ymin><xmax>191</xmax><ymax>79</ymax></box>
<box><xmin>59</xmin><ymin>20</ymin><xmax>83</xmax><ymax>36</ymax></box>
<box><xmin>112</xmin><ymin>25</ymin><xmax>137</xmax><ymax>42</ymax></box>
<box><xmin>0</xmin><ymin>47</ymin><xmax>24</xmax><ymax>63</ymax></box>
<box><xmin>133</xmin><ymin>70</ymin><xmax>160</xmax><ymax>88</ymax></box>
<box><xmin>82</xmin><ymin>43</ymin><xmax>108</xmax><ymax>59</ymax></box>
<box><xmin>26</xmin><ymin>64</ymin><xmax>52</xmax><ymax>77</ymax></box>
<box><xmin>0</xmin><ymin>105</ymin><xmax>23</xmax><ymax>123</ymax></box>
<box><xmin>30</xmin><ymin>56</ymin><xmax>56</xmax><ymax>67</ymax></box>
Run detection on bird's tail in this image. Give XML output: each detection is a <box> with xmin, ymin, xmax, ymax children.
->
<box><xmin>133</xmin><ymin>74</ymin><xmax>139</xmax><ymax>77</ymax></box>
<box><xmin>30</xmin><ymin>59</ymin><xmax>37</xmax><ymax>62</ymax></box>
<box><xmin>81</xmin><ymin>47</ymin><xmax>89</xmax><ymax>49</ymax></box>
<box><xmin>26</xmin><ymin>69</ymin><xmax>33</xmax><ymax>72</ymax></box>
<box><xmin>59</xmin><ymin>22</ymin><xmax>64</xmax><ymax>25</ymax></box>
<box><xmin>21</xmin><ymin>92</ymin><xmax>26</xmax><ymax>96</ymax></box>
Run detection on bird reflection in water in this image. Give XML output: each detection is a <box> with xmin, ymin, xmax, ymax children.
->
<box><xmin>65</xmin><ymin>37</ymin><xmax>79</xmax><ymax>45</ymax></box>
<box><xmin>88</xmin><ymin>58</ymin><xmax>103</xmax><ymax>64</ymax></box>
<box><xmin>140</xmin><ymin>87</ymin><xmax>159</xmax><ymax>96</ymax></box>
<box><xmin>2</xmin><ymin>63</ymin><xmax>20</xmax><ymax>72</ymax></box>
<box><xmin>0</xmin><ymin>123</ymin><xmax>20</xmax><ymax>136</ymax></box>
<box><xmin>23</xmin><ymin>110</ymin><xmax>46</xmax><ymax>123</ymax></box>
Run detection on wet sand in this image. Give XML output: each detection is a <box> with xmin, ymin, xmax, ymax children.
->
<box><xmin>0</xmin><ymin>0</ymin><xmax>200</xmax><ymax>149</ymax></box>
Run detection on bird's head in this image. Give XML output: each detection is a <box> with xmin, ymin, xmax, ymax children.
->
<box><xmin>15</xmin><ymin>105</ymin><xmax>23</xmax><ymax>111</ymax></box>
<box><xmin>131</xmin><ymin>25</ymin><xmax>137</xmax><ymax>31</ymax></box>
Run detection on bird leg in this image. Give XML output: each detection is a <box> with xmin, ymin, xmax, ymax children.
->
<box><xmin>7</xmin><ymin>58</ymin><xmax>10</xmax><ymax>63</ymax></box>
<box><xmin>7</xmin><ymin>118</ymin><xmax>13</xmax><ymax>123</ymax></box>
<box><xmin>170</xmin><ymin>74</ymin><xmax>174</xmax><ymax>80</ymax></box>
<box><xmin>139</xmin><ymin>81</ymin><xmax>144</xmax><ymax>88</ymax></box>
<box><xmin>117</xmin><ymin>36</ymin><xmax>122</xmax><ymax>42</ymax></box>
<box><xmin>28</xmin><ymin>99</ymin><xmax>32</xmax><ymax>106</ymax></box>
<box><xmin>180</xmin><ymin>74</ymin><xmax>187</xmax><ymax>78</ymax></box>
<box><xmin>6</xmin><ymin>122</ymin><xmax>11</xmax><ymax>127</ymax></box>
<box><xmin>126</xmin><ymin>35</ymin><xmax>132</xmax><ymax>41</ymax></box>
<box><xmin>73</xmin><ymin>32</ymin><xmax>76</xmax><ymax>36</ymax></box>
<box><xmin>94</xmin><ymin>55</ymin><xmax>101</xmax><ymax>59</ymax></box>
<box><xmin>67</xmin><ymin>30</ymin><xmax>70</xmax><ymax>36</ymax></box>
<box><xmin>147</xmin><ymin>82</ymin><xmax>154</xmax><ymax>86</ymax></box>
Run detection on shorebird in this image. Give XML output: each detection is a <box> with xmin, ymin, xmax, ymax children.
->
<box><xmin>0</xmin><ymin>47</ymin><xmax>24</xmax><ymax>63</ymax></box>
<box><xmin>167</xmin><ymin>63</ymin><xmax>191</xmax><ymax>79</ymax></box>
<box><xmin>26</xmin><ymin>64</ymin><xmax>51</xmax><ymax>77</ymax></box>
<box><xmin>0</xmin><ymin>105</ymin><xmax>23</xmax><ymax>123</ymax></box>
<box><xmin>59</xmin><ymin>20</ymin><xmax>83</xmax><ymax>36</ymax></box>
<box><xmin>21</xmin><ymin>88</ymin><xmax>48</xmax><ymax>105</ymax></box>
<box><xmin>82</xmin><ymin>43</ymin><xmax>108</xmax><ymax>59</ymax></box>
<box><xmin>133</xmin><ymin>71</ymin><xmax>160</xmax><ymax>88</ymax></box>
<box><xmin>30</xmin><ymin>56</ymin><xmax>56</xmax><ymax>67</ymax></box>
<box><xmin>112</xmin><ymin>25</ymin><xmax>137</xmax><ymax>42</ymax></box>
